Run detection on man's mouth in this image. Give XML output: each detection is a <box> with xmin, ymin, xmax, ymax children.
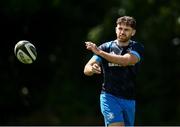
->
<box><xmin>120</xmin><ymin>35</ymin><xmax>126</xmax><ymax>38</ymax></box>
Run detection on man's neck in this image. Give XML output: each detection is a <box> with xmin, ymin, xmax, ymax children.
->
<box><xmin>115</xmin><ymin>39</ymin><xmax>130</xmax><ymax>47</ymax></box>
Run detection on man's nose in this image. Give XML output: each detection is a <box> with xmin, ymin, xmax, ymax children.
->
<box><xmin>120</xmin><ymin>29</ymin><xmax>125</xmax><ymax>34</ymax></box>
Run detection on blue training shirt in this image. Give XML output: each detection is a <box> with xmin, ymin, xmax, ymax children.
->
<box><xmin>93</xmin><ymin>40</ymin><xmax>144</xmax><ymax>99</ymax></box>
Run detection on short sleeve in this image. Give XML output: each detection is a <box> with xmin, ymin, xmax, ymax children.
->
<box><xmin>129</xmin><ymin>42</ymin><xmax>144</xmax><ymax>62</ymax></box>
<box><xmin>98</xmin><ymin>41</ymin><xmax>112</xmax><ymax>51</ymax></box>
<box><xmin>92</xmin><ymin>55</ymin><xmax>102</xmax><ymax>63</ymax></box>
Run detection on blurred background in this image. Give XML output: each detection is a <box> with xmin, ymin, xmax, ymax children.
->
<box><xmin>0</xmin><ymin>0</ymin><xmax>180</xmax><ymax>126</ymax></box>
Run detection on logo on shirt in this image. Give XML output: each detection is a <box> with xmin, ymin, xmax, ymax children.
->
<box><xmin>108</xmin><ymin>63</ymin><xmax>122</xmax><ymax>67</ymax></box>
<box><xmin>108</xmin><ymin>51</ymin><xmax>122</xmax><ymax>67</ymax></box>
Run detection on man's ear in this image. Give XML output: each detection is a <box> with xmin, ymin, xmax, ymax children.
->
<box><xmin>132</xmin><ymin>30</ymin><xmax>136</xmax><ymax>36</ymax></box>
<box><xmin>115</xmin><ymin>27</ymin><xmax>117</xmax><ymax>33</ymax></box>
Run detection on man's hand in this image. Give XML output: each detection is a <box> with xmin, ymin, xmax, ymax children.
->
<box><xmin>85</xmin><ymin>41</ymin><xmax>101</xmax><ymax>55</ymax></box>
<box><xmin>91</xmin><ymin>63</ymin><xmax>101</xmax><ymax>74</ymax></box>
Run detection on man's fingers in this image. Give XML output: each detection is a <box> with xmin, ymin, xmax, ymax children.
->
<box><xmin>85</xmin><ymin>42</ymin><xmax>95</xmax><ymax>47</ymax></box>
<box><xmin>85</xmin><ymin>42</ymin><xmax>92</xmax><ymax>46</ymax></box>
<box><xmin>85</xmin><ymin>42</ymin><xmax>92</xmax><ymax>50</ymax></box>
<box><xmin>92</xmin><ymin>68</ymin><xmax>101</xmax><ymax>74</ymax></box>
<box><xmin>94</xmin><ymin>64</ymin><xmax>100</xmax><ymax>70</ymax></box>
<box><xmin>92</xmin><ymin>64</ymin><xmax>101</xmax><ymax>74</ymax></box>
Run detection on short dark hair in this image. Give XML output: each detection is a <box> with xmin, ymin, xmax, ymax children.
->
<box><xmin>116</xmin><ymin>16</ymin><xmax>136</xmax><ymax>29</ymax></box>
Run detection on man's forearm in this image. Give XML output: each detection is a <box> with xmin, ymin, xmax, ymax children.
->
<box><xmin>84</xmin><ymin>65</ymin><xmax>94</xmax><ymax>76</ymax></box>
<box><xmin>98</xmin><ymin>50</ymin><xmax>129</xmax><ymax>66</ymax></box>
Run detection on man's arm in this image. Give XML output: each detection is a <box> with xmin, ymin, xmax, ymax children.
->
<box><xmin>85</xmin><ymin>41</ymin><xmax>139</xmax><ymax>66</ymax></box>
<box><xmin>84</xmin><ymin>57</ymin><xmax>101</xmax><ymax>76</ymax></box>
<box><xmin>98</xmin><ymin>51</ymin><xmax>138</xmax><ymax>66</ymax></box>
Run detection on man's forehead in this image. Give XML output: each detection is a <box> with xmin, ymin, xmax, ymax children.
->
<box><xmin>117</xmin><ymin>23</ymin><xmax>132</xmax><ymax>29</ymax></box>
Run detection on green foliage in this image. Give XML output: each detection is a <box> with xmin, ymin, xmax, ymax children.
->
<box><xmin>0</xmin><ymin>0</ymin><xmax>180</xmax><ymax>126</ymax></box>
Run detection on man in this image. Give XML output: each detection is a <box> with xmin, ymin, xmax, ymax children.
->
<box><xmin>84</xmin><ymin>16</ymin><xmax>144</xmax><ymax>126</ymax></box>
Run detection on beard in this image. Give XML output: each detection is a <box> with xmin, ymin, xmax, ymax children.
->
<box><xmin>118</xmin><ymin>35</ymin><xmax>131</xmax><ymax>43</ymax></box>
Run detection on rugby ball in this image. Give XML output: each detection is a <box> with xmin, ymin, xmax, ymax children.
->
<box><xmin>14</xmin><ymin>40</ymin><xmax>37</xmax><ymax>64</ymax></box>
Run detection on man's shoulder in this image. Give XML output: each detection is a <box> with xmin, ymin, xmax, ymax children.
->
<box><xmin>130</xmin><ymin>40</ymin><xmax>144</xmax><ymax>48</ymax></box>
<box><xmin>103</xmin><ymin>40</ymin><xmax>116</xmax><ymax>44</ymax></box>
<box><xmin>100</xmin><ymin>40</ymin><xmax>115</xmax><ymax>48</ymax></box>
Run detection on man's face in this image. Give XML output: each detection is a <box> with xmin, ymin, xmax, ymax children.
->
<box><xmin>116</xmin><ymin>23</ymin><xmax>136</xmax><ymax>43</ymax></box>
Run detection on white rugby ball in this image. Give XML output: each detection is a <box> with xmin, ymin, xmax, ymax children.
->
<box><xmin>14</xmin><ymin>40</ymin><xmax>37</xmax><ymax>64</ymax></box>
